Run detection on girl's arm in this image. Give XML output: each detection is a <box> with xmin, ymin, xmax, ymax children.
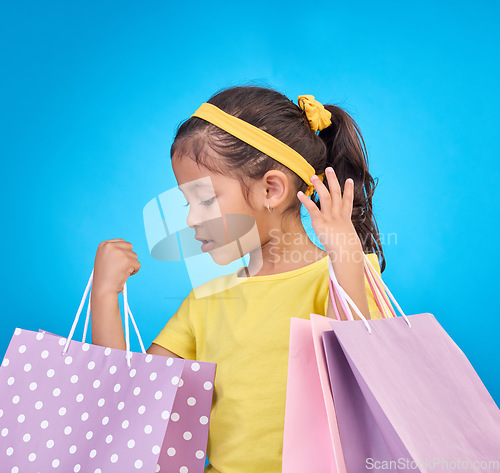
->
<box><xmin>91</xmin><ymin>286</ymin><xmax>183</xmax><ymax>358</ymax></box>
<box><xmin>90</xmin><ymin>239</ymin><xmax>139</xmax><ymax>350</ymax></box>
<box><xmin>298</xmin><ymin>168</ymin><xmax>371</xmax><ymax>321</ymax></box>
<box><xmin>91</xmin><ymin>288</ymin><xmax>126</xmax><ymax>350</ymax></box>
<box><xmin>90</xmin><ymin>239</ymin><xmax>184</xmax><ymax>358</ymax></box>
<box><xmin>91</xmin><ymin>288</ymin><xmax>182</xmax><ymax>357</ymax></box>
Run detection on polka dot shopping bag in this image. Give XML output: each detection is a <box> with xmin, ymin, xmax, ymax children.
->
<box><xmin>0</xmin><ymin>269</ymin><xmax>216</xmax><ymax>473</ymax></box>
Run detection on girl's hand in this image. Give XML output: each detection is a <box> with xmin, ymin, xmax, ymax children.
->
<box><xmin>297</xmin><ymin>167</ymin><xmax>361</xmax><ymax>256</ymax></box>
<box><xmin>92</xmin><ymin>239</ymin><xmax>141</xmax><ymax>296</ymax></box>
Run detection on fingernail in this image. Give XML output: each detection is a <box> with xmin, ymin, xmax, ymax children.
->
<box><xmin>311</xmin><ymin>175</ymin><xmax>317</xmax><ymax>180</ymax></box>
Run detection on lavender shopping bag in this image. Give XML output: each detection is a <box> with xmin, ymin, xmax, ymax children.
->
<box><xmin>323</xmin><ymin>256</ymin><xmax>500</xmax><ymax>473</ymax></box>
<box><xmin>0</xmin><ymin>268</ymin><xmax>216</xmax><ymax>472</ymax></box>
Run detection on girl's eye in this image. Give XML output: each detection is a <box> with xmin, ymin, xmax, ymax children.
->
<box><xmin>183</xmin><ymin>197</ymin><xmax>216</xmax><ymax>207</ymax></box>
<box><xmin>202</xmin><ymin>197</ymin><xmax>216</xmax><ymax>206</ymax></box>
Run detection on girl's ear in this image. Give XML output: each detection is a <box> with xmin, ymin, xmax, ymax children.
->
<box><xmin>261</xmin><ymin>170</ymin><xmax>290</xmax><ymax>210</ymax></box>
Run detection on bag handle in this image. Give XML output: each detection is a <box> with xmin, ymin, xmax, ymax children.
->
<box><xmin>328</xmin><ymin>254</ymin><xmax>412</xmax><ymax>332</ymax></box>
<box><xmin>363</xmin><ymin>255</ymin><xmax>410</xmax><ymax>325</ymax></box>
<box><xmin>328</xmin><ymin>273</ymin><xmax>353</xmax><ymax>322</ymax></box>
<box><xmin>328</xmin><ymin>257</ymin><xmax>373</xmax><ymax>333</ymax></box>
<box><xmin>62</xmin><ymin>269</ymin><xmax>146</xmax><ymax>369</ymax></box>
<box><xmin>329</xmin><ymin>256</ymin><xmax>395</xmax><ymax>321</ymax></box>
<box><xmin>364</xmin><ymin>260</ymin><xmax>397</xmax><ymax>318</ymax></box>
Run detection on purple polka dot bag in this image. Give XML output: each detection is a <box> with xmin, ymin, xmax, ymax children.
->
<box><xmin>0</xmin><ymin>269</ymin><xmax>216</xmax><ymax>473</ymax></box>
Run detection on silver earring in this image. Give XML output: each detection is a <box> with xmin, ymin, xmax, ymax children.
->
<box><xmin>267</xmin><ymin>203</ymin><xmax>274</xmax><ymax>213</ymax></box>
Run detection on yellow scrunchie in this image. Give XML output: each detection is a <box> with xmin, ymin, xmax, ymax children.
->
<box><xmin>297</xmin><ymin>95</ymin><xmax>332</xmax><ymax>133</ymax></box>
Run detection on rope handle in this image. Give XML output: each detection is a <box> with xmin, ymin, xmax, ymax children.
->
<box><xmin>328</xmin><ymin>257</ymin><xmax>372</xmax><ymax>334</ymax></box>
<box><xmin>364</xmin><ymin>259</ymin><xmax>397</xmax><ymax>319</ymax></box>
<box><xmin>328</xmin><ymin>254</ymin><xmax>412</xmax><ymax>332</ymax></box>
<box><xmin>62</xmin><ymin>268</ymin><xmax>146</xmax><ymax>368</ymax></box>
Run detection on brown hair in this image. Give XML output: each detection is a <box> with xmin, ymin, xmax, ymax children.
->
<box><xmin>171</xmin><ymin>85</ymin><xmax>386</xmax><ymax>272</ymax></box>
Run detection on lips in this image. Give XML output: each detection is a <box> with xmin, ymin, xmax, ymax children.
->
<box><xmin>200</xmin><ymin>240</ymin><xmax>215</xmax><ymax>252</ymax></box>
<box><xmin>195</xmin><ymin>237</ymin><xmax>213</xmax><ymax>244</ymax></box>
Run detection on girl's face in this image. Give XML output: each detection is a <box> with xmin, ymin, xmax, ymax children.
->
<box><xmin>172</xmin><ymin>153</ymin><xmax>264</xmax><ymax>266</ymax></box>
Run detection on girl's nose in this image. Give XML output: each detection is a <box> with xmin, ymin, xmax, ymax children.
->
<box><xmin>186</xmin><ymin>206</ymin><xmax>205</xmax><ymax>228</ymax></box>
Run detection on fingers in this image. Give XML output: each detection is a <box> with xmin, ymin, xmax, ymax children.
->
<box><xmin>342</xmin><ymin>178</ymin><xmax>354</xmax><ymax>217</ymax></box>
<box><xmin>128</xmin><ymin>258</ymin><xmax>141</xmax><ymax>276</ymax></box>
<box><xmin>310</xmin><ymin>174</ymin><xmax>332</xmax><ymax>214</ymax></box>
<box><xmin>99</xmin><ymin>239</ymin><xmax>133</xmax><ymax>249</ymax></box>
<box><xmin>297</xmin><ymin>190</ymin><xmax>321</xmax><ymax>219</ymax></box>
<box><xmin>298</xmin><ymin>167</ymin><xmax>355</xmax><ymax>221</ymax></box>
<box><xmin>324</xmin><ymin>167</ymin><xmax>342</xmax><ymax>212</ymax></box>
<box><xmin>110</xmin><ymin>239</ymin><xmax>133</xmax><ymax>248</ymax></box>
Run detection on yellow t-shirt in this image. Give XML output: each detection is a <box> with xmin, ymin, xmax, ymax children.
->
<box><xmin>152</xmin><ymin>252</ymin><xmax>384</xmax><ymax>473</ymax></box>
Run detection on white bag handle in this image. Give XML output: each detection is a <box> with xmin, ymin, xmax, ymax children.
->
<box><xmin>62</xmin><ymin>269</ymin><xmax>146</xmax><ymax>368</ymax></box>
<box><xmin>328</xmin><ymin>257</ymin><xmax>372</xmax><ymax>334</ymax></box>
<box><xmin>328</xmin><ymin>255</ymin><xmax>412</xmax><ymax>333</ymax></box>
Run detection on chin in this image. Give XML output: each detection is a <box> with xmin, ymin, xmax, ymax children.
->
<box><xmin>206</xmin><ymin>248</ymin><xmax>241</xmax><ymax>266</ymax></box>
<box><xmin>203</xmin><ymin>241</ymin><xmax>249</xmax><ymax>266</ymax></box>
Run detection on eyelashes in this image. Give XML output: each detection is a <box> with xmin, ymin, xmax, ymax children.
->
<box><xmin>183</xmin><ymin>196</ymin><xmax>216</xmax><ymax>207</ymax></box>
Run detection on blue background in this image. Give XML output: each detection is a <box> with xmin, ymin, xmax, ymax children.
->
<box><xmin>2</xmin><ymin>0</ymin><xmax>499</xmax><ymax>412</ymax></box>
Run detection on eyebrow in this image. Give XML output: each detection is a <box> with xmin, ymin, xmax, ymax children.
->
<box><xmin>177</xmin><ymin>182</ymin><xmax>213</xmax><ymax>193</ymax></box>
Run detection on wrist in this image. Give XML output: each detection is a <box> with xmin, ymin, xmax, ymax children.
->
<box><xmin>327</xmin><ymin>244</ymin><xmax>364</xmax><ymax>266</ymax></box>
<box><xmin>91</xmin><ymin>285</ymin><xmax>120</xmax><ymax>299</ymax></box>
<box><xmin>323</xmin><ymin>226</ymin><xmax>362</xmax><ymax>256</ymax></box>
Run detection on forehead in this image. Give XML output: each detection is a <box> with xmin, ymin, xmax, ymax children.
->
<box><xmin>172</xmin><ymin>137</ymin><xmax>229</xmax><ymax>182</ymax></box>
<box><xmin>172</xmin><ymin>156</ymin><xmax>215</xmax><ymax>187</ymax></box>
<box><xmin>173</xmin><ymin>157</ymin><xmax>236</xmax><ymax>198</ymax></box>
<box><xmin>173</xmin><ymin>154</ymin><xmax>208</xmax><ymax>178</ymax></box>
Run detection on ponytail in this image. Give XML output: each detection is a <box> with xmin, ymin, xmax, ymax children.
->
<box><xmin>318</xmin><ymin>105</ymin><xmax>386</xmax><ymax>272</ymax></box>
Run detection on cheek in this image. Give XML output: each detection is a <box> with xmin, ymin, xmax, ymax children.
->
<box><xmin>207</xmin><ymin>213</ymin><xmax>263</xmax><ymax>262</ymax></box>
<box><xmin>217</xmin><ymin>192</ymin><xmax>253</xmax><ymax>215</ymax></box>
<box><xmin>205</xmin><ymin>196</ymin><xmax>258</xmax><ymax>244</ymax></box>
<box><xmin>217</xmin><ymin>195</ymin><xmax>257</xmax><ymax>230</ymax></box>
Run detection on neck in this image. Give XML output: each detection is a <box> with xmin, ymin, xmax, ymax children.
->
<box><xmin>238</xmin><ymin>221</ymin><xmax>327</xmax><ymax>278</ymax></box>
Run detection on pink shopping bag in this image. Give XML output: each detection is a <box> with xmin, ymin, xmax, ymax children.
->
<box><xmin>282</xmin><ymin>315</ymin><xmax>347</xmax><ymax>473</ymax></box>
<box><xmin>282</xmin><ymin>254</ymin><xmax>387</xmax><ymax>473</ymax></box>
<box><xmin>0</xmin><ymin>268</ymin><xmax>216</xmax><ymax>472</ymax></box>
<box><xmin>323</xmin><ymin>255</ymin><xmax>500</xmax><ymax>472</ymax></box>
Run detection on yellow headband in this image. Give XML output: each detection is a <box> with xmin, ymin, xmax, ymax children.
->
<box><xmin>191</xmin><ymin>101</ymin><xmax>327</xmax><ymax>197</ymax></box>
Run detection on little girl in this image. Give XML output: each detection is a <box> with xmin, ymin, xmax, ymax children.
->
<box><xmin>91</xmin><ymin>86</ymin><xmax>386</xmax><ymax>473</ymax></box>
